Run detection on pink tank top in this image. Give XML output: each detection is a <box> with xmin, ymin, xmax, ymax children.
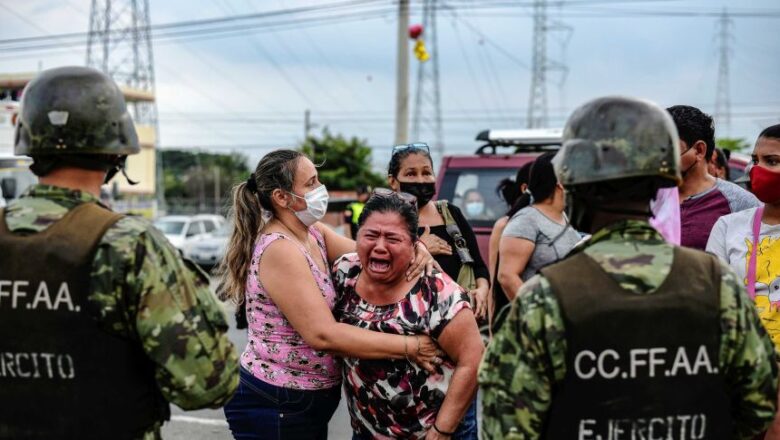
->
<box><xmin>240</xmin><ymin>227</ymin><xmax>341</xmax><ymax>390</ymax></box>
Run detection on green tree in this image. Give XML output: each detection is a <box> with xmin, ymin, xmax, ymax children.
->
<box><xmin>161</xmin><ymin>150</ymin><xmax>250</xmax><ymax>199</ymax></box>
<box><xmin>300</xmin><ymin>129</ymin><xmax>384</xmax><ymax>190</ymax></box>
<box><xmin>717</xmin><ymin>137</ymin><xmax>751</xmax><ymax>152</ymax></box>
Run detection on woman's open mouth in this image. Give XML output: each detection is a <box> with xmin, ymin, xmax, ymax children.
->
<box><xmin>368</xmin><ymin>257</ymin><xmax>391</xmax><ymax>273</ymax></box>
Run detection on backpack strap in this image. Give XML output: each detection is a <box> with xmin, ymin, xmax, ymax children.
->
<box><xmin>434</xmin><ymin>200</ymin><xmax>475</xmax><ymax>265</ymax></box>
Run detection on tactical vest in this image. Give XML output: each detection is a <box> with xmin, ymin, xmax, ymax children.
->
<box><xmin>0</xmin><ymin>203</ymin><xmax>169</xmax><ymax>439</ymax></box>
<box><xmin>540</xmin><ymin>246</ymin><xmax>734</xmax><ymax>440</ymax></box>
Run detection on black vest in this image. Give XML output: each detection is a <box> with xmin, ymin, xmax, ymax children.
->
<box><xmin>540</xmin><ymin>246</ymin><xmax>734</xmax><ymax>439</ymax></box>
<box><xmin>0</xmin><ymin>203</ymin><xmax>169</xmax><ymax>440</ymax></box>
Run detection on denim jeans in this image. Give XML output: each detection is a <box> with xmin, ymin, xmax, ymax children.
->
<box><xmin>452</xmin><ymin>398</ymin><xmax>478</xmax><ymax>440</ymax></box>
<box><xmin>224</xmin><ymin>367</ymin><xmax>341</xmax><ymax>440</ymax></box>
<box><xmin>351</xmin><ymin>397</ymin><xmax>478</xmax><ymax>439</ymax></box>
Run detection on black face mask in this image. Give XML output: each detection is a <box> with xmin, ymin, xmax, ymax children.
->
<box><xmin>399</xmin><ymin>181</ymin><xmax>436</xmax><ymax>207</ymax></box>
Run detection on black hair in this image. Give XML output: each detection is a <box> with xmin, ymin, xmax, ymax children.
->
<box><xmin>713</xmin><ymin>148</ymin><xmax>730</xmax><ymax>180</ymax></box>
<box><xmin>220</xmin><ymin>149</ymin><xmax>304</xmax><ymax>303</ymax></box>
<box><xmin>357</xmin><ymin>192</ymin><xmax>419</xmax><ymax>241</ymax></box>
<box><xmin>496</xmin><ymin>161</ymin><xmax>533</xmax><ymax>212</ymax></box>
<box><xmin>507</xmin><ymin>152</ymin><xmax>557</xmax><ymax>217</ymax></box>
<box><xmin>356</xmin><ymin>184</ymin><xmax>370</xmax><ymax>194</ymax></box>
<box><xmin>388</xmin><ymin>148</ymin><xmax>434</xmax><ymax>178</ymax></box>
<box><xmin>759</xmin><ymin>124</ymin><xmax>780</xmax><ymax>141</ymax></box>
<box><xmin>666</xmin><ymin>105</ymin><xmax>716</xmax><ymax>161</ymax></box>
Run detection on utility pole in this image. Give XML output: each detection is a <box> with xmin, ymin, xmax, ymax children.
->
<box><xmin>87</xmin><ymin>0</ymin><xmax>165</xmax><ymax>213</ymax></box>
<box><xmin>394</xmin><ymin>0</ymin><xmax>410</xmax><ymax>145</ymax></box>
<box><xmin>213</xmin><ymin>166</ymin><xmax>220</xmax><ymax>214</ymax></box>
<box><xmin>304</xmin><ymin>109</ymin><xmax>315</xmax><ymax>157</ymax></box>
<box><xmin>412</xmin><ymin>0</ymin><xmax>444</xmax><ymax>162</ymax></box>
<box><xmin>304</xmin><ymin>109</ymin><xmax>312</xmax><ymax>139</ymax></box>
<box><xmin>715</xmin><ymin>8</ymin><xmax>733</xmax><ymax>135</ymax></box>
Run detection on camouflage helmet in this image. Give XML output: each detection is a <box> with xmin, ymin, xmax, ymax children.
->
<box><xmin>14</xmin><ymin>66</ymin><xmax>139</xmax><ymax>157</ymax></box>
<box><xmin>553</xmin><ymin>96</ymin><xmax>681</xmax><ymax>188</ymax></box>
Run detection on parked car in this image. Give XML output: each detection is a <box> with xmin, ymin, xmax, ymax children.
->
<box><xmin>153</xmin><ymin>214</ymin><xmax>225</xmax><ymax>252</ymax></box>
<box><xmin>727</xmin><ymin>151</ymin><xmax>751</xmax><ymax>187</ymax></box>
<box><xmin>184</xmin><ymin>222</ymin><xmax>231</xmax><ymax>271</ymax></box>
<box><xmin>435</xmin><ymin>128</ymin><xmax>562</xmax><ymax>263</ymax></box>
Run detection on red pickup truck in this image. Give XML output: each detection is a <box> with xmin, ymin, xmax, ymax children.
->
<box><xmin>436</xmin><ymin>130</ymin><xmax>753</xmax><ymax>263</ymax></box>
<box><xmin>435</xmin><ymin>128</ymin><xmax>562</xmax><ymax>263</ymax></box>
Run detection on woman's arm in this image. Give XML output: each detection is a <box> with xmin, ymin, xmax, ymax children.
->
<box><xmin>497</xmin><ymin>236</ymin><xmax>535</xmax><ymax>301</ymax></box>
<box><xmin>488</xmin><ymin>217</ymin><xmax>509</xmax><ymax>283</ymax></box>
<box><xmin>259</xmin><ymin>239</ymin><xmax>439</xmax><ymax>371</ymax></box>
<box><xmin>315</xmin><ymin>222</ymin><xmax>356</xmax><ymax>264</ymax></box>
<box><xmin>427</xmin><ymin>309</ymin><xmax>483</xmax><ymax>438</ymax></box>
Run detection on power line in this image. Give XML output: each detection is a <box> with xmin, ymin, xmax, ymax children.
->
<box><xmin>0</xmin><ymin>0</ymin><xmax>384</xmax><ymax>46</ymax></box>
<box><xmin>0</xmin><ymin>4</ymin><xmax>393</xmax><ymax>54</ymax></box>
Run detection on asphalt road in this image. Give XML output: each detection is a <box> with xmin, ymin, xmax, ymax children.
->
<box><xmin>160</xmin><ymin>300</ymin><xmax>355</xmax><ymax>440</ymax></box>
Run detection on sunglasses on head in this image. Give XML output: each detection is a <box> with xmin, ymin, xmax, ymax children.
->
<box><xmin>391</xmin><ymin>143</ymin><xmax>430</xmax><ymax>156</ymax></box>
<box><xmin>372</xmin><ymin>188</ymin><xmax>417</xmax><ymax>206</ymax></box>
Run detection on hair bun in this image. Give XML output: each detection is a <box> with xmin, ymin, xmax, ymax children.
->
<box><xmin>246</xmin><ymin>174</ymin><xmax>258</xmax><ymax>193</ymax></box>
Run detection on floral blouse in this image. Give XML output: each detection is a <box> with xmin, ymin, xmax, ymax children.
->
<box><xmin>332</xmin><ymin>253</ymin><xmax>471</xmax><ymax>439</ymax></box>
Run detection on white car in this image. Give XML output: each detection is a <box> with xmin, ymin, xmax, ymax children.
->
<box><xmin>184</xmin><ymin>222</ymin><xmax>231</xmax><ymax>271</ymax></box>
<box><xmin>153</xmin><ymin>214</ymin><xmax>225</xmax><ymax>252</ymax></box>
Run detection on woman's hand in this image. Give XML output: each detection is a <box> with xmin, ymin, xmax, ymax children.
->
<box><xmin>420</xmin><ymin>225</ymin><xmax>452</xmax><ymax>256</ymax></box>
<box><xmin>407</xmin><ymin>335</ymin><xmax>445</xmax><ymax>374</ymax></box>
<box><xmin>469</xmin><ymin>284</ymin><xmax>489</xmax><ymax>320</ymax></box>
<box><xmin>407</xmin><ymin>241</ymin><xmax>442</xmax><ymax>280</ymax></box>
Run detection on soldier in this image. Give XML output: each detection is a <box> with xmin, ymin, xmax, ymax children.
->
<box><xmin>479</xmin><ymin>96</ymin><xmax>778</xmax><ymax>439</ymax></box>
<box><xmin>0</xmin><ymin>66</ymin><xmax>238</xmax><ymax>439</ymax></box>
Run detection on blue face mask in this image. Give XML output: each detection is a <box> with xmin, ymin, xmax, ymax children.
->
<box><xmin>465</xmin><ymin>201</ymin><xmax>484</xmax><ymax>217</ymax></box>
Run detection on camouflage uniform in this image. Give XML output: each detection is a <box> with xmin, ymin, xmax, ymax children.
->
<box><xmin>4</xmin><ymin>184</ymin><xmax>239</xmax><ymax>440</ymax></box>
<box><xmin>479</xmin><ymin>219</ymin><xmax>778</xmax><ymax>439</ymax></box>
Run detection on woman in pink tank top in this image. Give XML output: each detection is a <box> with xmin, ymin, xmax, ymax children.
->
<box><xmin>219</xmin><ymin>150</ymin><xmax>441</xmax><ymax>440</ymax></box>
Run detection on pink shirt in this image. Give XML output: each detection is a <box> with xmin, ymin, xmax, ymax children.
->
<box><xmin>240</xmin><ymin>228</ymin><xmax>341</xmax><ymax>390</ymax></box>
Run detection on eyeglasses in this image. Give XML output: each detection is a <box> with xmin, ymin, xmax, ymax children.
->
<box><xmin>391</xmin><ymin>142</ymin><xmax>430</xmax><ymax>156</ymax></box>
<box><xmin>372</xmin><ymin>187</ymin><xmax>417</xmax><ymax>206</ymax></box>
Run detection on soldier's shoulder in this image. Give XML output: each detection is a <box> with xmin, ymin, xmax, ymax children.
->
<box><xmin>100</xmin><ymin>215</ymin><xmax>173</xmax><ymax>253</ymax></box>
<box><xmin>4</xmin><ymin>197</ymin><xmax>69</xmax><ymax>231</ymax></box>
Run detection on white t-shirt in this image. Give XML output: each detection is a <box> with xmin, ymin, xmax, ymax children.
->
<box><xmin>706</xmin><ymin>206</ymin><xmax>780</xmax><ymax>349</ymax></box>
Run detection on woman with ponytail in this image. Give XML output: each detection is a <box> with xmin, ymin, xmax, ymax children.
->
<box><xmin>496</xmin><ymin>152</ymin><xmax>581</xmax><ymax>301</ymax></box>
<box><xmin>488</xmin><ymin>161</ymin><xmax>533</xmax><ymax>332</ymax></box>
<box><xmin>219</xmin><ymin>150</ymin><xmax>439</xmax><ymax>440</ymax></box>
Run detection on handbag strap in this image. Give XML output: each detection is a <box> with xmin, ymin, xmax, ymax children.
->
<box><xmin>747</xmin><ymin>206</ymin><xmax>765</xmax><ymax>299</ymax></box>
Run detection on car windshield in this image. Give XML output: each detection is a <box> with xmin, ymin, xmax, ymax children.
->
<box><xmin>154</xmin><ymin>220</ymin><xmax>186</xmax><ymax>235</ymax></box>
<box><xmin>438</xmin><ymin>168</ymin><xmax>519</xmax><ymax>228</ymax></box>
<box><xmin>214</xmin><ymin>223</ymin><xmax>232</xmax><ymax>237</ymax></box>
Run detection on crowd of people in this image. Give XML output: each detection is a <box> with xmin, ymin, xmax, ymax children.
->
<box><xmin>3</xmin><ymin>66</ymin><xmax>780</xmax><ymax>440</ymax></box>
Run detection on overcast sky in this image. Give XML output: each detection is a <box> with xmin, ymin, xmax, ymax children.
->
<box><xmin>2</xmin><ymin>0</ymin><xmax>778</xmax><ymax>169</ymax></box>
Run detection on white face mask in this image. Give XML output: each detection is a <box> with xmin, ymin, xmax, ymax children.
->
<box><xmin>465</xmin><ymin>201</ymin><xmax>484</xmax><ymax>217</ymax></box>
<box><xmin>288</xmin><ymin>184</ymin><xmax>329</xmax><ymax>227</ymax></box>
